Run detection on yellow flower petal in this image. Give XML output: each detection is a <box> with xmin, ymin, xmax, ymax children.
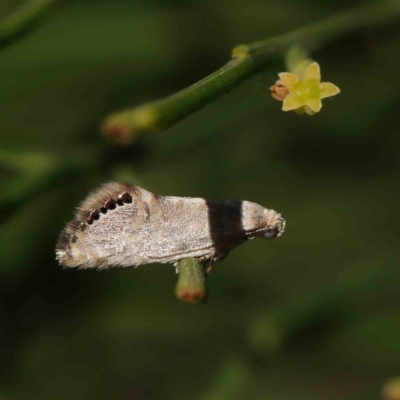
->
<box><xmin>320</xmin><ymin>82</ymin><xmax>341</xmax><ymax>99</ymax></box>
<box><xmin>278</xmin><ymin>72</ymin><xmax>300</xmax><ymax>90</ymax></box>
<box><xmin>306</xmin><ymin>98</ymin><xmax>322</xmax><ymax>113</ymax></box>
<box><xmin>302</xmin><ymin>62</ymin><xmax>321</xmax><ymax>82</ymax></box>
<box><xmin>282</xmin><ymin>93</ymin><xmax>305</xmax><ymax>111</ymax></box>
<box><xmin>274</xmin><ymin>60</ymin><xmax>340</xmax><ymax>114</ymax></box>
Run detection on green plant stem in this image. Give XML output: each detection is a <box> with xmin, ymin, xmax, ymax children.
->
<box><xmin>0</xmin><ymin>0</ymin><xmax>56</xmax><ymax>45</ymax></box>
<box><xmin>284</xmin><ymin>45</ymin><xmax>313</xmax><ymax>76</ymax></box>
<box><xmin>102</xmin><ymin>0</ymin><xmax>400</xmax><ymax>143</ymax></box>
<box><xmin>246</xmin><ymin>265</ymin><xmax>400</xmax><ymax>355</ymax></box>
<box><xmin>175</xmin><ymin>258</ymin><xmax>207</xmax><ymax>303</ymax></box>
<box><xmin>0</xmin><ymin>148</ymin><xmax>99</xmax><ymax>208</ymax></box>
<box><xmin>197</xmin><ymin>355</ymin><xmax>254</xmax><ymax>400</ymax></box>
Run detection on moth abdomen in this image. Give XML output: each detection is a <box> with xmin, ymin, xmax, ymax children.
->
<box><xmin>56</xmin><ymin>183</ymin><xmax>285</xmax><ymax>269</ymax></box>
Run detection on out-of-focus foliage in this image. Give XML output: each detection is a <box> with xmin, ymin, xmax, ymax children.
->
<box><xmin>1</xmin><ymin>1</ymin><xmax>400</xmax><ymax>399</ymax></box>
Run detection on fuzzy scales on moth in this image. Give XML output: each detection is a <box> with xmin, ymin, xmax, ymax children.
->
<box><xmin>56</xmin><ymin>183</ymin><xmax>285</xmax><ymax>269</ymax></box>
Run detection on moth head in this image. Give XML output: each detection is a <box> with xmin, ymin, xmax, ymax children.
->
<box><xmin>259</xmin><ymin>209</ymin><xmax>285</xmax><ymax>240</ymax></box>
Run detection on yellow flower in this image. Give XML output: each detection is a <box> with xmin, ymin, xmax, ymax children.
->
<box><xmin>278</xmin><ymin>62</ymin><xmax>340</xmax><ymax>114</ymax></box>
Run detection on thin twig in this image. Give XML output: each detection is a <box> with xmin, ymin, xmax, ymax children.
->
<box><xmin>0</xmin><ymin>148</ymin><xmax>99</xmax><ymax>208</ymax></box>
<box><xmin>247</xmin><ymin>265</ymin><xmax>400</xmax><ymax>355</ymax></box>
<box><xmin>175</xmin><ymin>258</ymin><xmax>208</xmax><ymax>303</ymax></box>
<box><xmin>0</xmin><ymin>0</ymin><xmax>56</xmax><ymax>45</ymax></box>
<box><xmin>102</xmin><ymin>1</ymin><xmax>400</xmax><ymax>143</ymax></box>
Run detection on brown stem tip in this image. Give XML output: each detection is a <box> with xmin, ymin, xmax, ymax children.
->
<box><xmin>175</xmin><ymin>258</ymin><xmax>208</xmax><ymax>304</ymax></box>
<box><xmin>102</xmin><ymin>121</ymin><xmax>133</xmax><ymax>145</ymax></box>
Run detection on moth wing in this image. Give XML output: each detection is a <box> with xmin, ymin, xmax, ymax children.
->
<box><xmin>56</xmin><ymin>182</ymin><xmax>153</xmax><ymax>269</ymax></box>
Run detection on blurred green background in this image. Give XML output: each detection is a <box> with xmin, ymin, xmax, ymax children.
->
<box><xmin>1</xmin><ymin>0</ymin><xmax>400</xmax><ymax>399</ymax></box>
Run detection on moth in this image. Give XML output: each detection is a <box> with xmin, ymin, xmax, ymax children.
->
<box><xmin>56</xmin><ymin>182</ymin><xmax>285</xmax><ymax>269</ymax></box>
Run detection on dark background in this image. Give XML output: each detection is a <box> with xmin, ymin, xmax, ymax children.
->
<box><xmin>1</xmin><ymin>1</ymin><xmax>400</xmax><ymax>399</ymax></box>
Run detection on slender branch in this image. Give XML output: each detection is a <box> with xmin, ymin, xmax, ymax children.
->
<box><xmin>0</xmin><ymin>148</ymin><xmax>99</xmax><ymax>208</ymax></box>
<box><xmin>0</xmin><ymin>0</ymin><xmax>56</xmax><ymax>45</ymax></box>
<box><xmin>284</xmin><ymin>45</ymin><xmax>313</xmax><ymax>76</ymax></box>
<box><xmin>247</xmin><ymin>266</ymin><xmax>400</xmax><ymax>355</ymax></box>
<box><xmin>383</xmin><ymin>377</ymin><xmax>400</xmax><ymax>400</ymax></box>
<box><xmin>175</xmin><ymin>258</ymin><xmax>208</xmax><ymax>303</ymax></box>
<box><xmin>102</xmin><ymin>0</ymin><xmax>400</xmax><ymax>143</ymax></box>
